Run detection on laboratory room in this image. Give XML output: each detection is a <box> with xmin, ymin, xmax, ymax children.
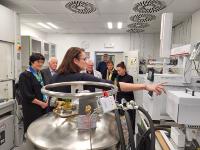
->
<box><xmin>0</xmin><ymin>0</ymin><xmax>200</xmax><ymax>150</ymax></box>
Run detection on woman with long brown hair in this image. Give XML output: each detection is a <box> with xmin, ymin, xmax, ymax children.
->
<box><xmin>52</xmin><ymin>47</ymin><xmax>165</xmax><ymax>94</ymax></box>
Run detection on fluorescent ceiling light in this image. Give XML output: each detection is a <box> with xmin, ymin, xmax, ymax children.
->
<box><xmin>117</xmin><ymin>22</ymin><xmax>122</xmax><ymax>29</ymax></box>
<box><xmin>47</xmin><ymin>22</ymin><xmax>59</xmax><ymax>29</ymax></box>
<box><xmin>37</xmin><ymin>22</ymin><xmax>51</xmax><ymax>29</ymax></box>
<box><xmin>107</xmin><ymin>22</ymin><xmax>113</xmax><ymax>29</ymax></box>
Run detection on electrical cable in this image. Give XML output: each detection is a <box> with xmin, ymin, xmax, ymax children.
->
<box><xmin>137</xmin><ymin>126</ymin><xmax>170</xmax><ymax>150</ymax></box>
<box><xmin>135</xmin><ymin>106</ymin><xmax>155</xmax><ymax>150</ymax></box>
<box><xmin>114</xmin><ymin>109</ymin><xmax>126</xmax><ymax>150</ymax></box>
<box><xmin>124</xmin><ymin>109</ymin><xmax>136</xmax><ymax>150</ymax></box>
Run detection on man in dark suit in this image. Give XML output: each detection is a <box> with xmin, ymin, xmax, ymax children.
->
<box><xmin>41</xmin><ymin>57</ymin><xmax>58</xmax><ymax>85</ymax></box>
<box><xmin>97</xmin><ymin>54</ymin><xmax>109</xmax><ymax>75</ymax></box>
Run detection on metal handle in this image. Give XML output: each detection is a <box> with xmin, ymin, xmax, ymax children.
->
<box><xmin>41</xmin><ymin>81</ymin><xmax>118</xmax><ymax>99</ymax></box>
<box><xmin>185</xmin><ymin>88</ymin><xmax>195</xmax><ymax>96</ymax></box>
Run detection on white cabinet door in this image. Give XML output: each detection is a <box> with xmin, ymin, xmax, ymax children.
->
<box><xmin>0</xmin><ymin>41</ymin><xmax>14</xmax><ymax>80</ymax></box>
<box><xmin>0</xmin><ymin>5</ymin><xmax>15</xmax><ymax>43</ymax></box>
<box><xmin>123</xmin><ymin>51</ymin><xmax>139</xmax><ymax>81</ymax></box>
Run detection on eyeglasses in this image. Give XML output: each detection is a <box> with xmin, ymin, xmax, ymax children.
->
<box><xmin>79</xmin><ymin>57</ymin><xmax>87</xmax><ymax>61</ymax></box>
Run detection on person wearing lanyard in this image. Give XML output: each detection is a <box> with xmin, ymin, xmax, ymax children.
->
<box><xmin>102</xmin><ymin>60</ymin><xmax>118</xmax><ymax>82</ymax></box>
<box><xmin>19</xmin><ymin>53</ymin><xmax>48</xmax><ymax>133</ymax></box>
<box><xmin>51</xmin><ymin>47</ymin><xmax>165</xmax><ymax>97</ymax></box>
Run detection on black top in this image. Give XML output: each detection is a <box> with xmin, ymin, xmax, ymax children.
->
<box><xmin>51</xmin><ymin>73</ymin><xmax>112</xmax><ymax>92</ymax></box>
<box><xmin>102</xmin><ymin>69</ymin><xmax>118</xmax><ymax>82</ymax></box>
<box><xmin>41</xmin><ymin>68</ymin><xmax>53</xmax><ymax>85</ymax></box>
<box><xmin>116</xmin><ymin>73</ymin><xmax>134</xmax><ymax>103</ymax></box>
<box><xmin>19</xmin><ymin>70</ymin><xmax>46</xmax><ymax>132</ymax></box>
<box><xmin>97</xmin><ymin>61</ymin><xmax>107</xmax><ymax>75</ymax></box>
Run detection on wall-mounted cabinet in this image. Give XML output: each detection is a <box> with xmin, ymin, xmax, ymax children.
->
<box><xmin>21</xmin><ymin>36</ymin><xmax>56</xmax><ymax>70</ymax></box>
<box><xmin>50</xmin><ymin>43</ymin><xmax>56</xmax><ymax>57</ymax></box>
<box><xmin>21</xmin><ymin>36</ymin><xmax>42</xmax><ymax>71</ymax></box>
<box><xmin>0</xmin><ymin>5</ymin><xmax>15</xmax><ymax>43</ymax></box>
<box><xmin>43</xmin><ymin>42</ymin><xmax>50</xmax><ymax>67</ymax></box>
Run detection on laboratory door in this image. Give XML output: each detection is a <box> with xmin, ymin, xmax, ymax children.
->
<box><xmin>95</xmin><ymin>52</ymin><xmax>124</xmax><ymax>69</ymax></box>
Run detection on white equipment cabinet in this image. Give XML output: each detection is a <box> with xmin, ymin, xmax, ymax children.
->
<box><xmin>0</xmin><ymin>4</ymin><xmax>22</xmax><ymax>150</ymax></box>
<box><xmin>0</xmin><ymin>100</ymin><xmax>15</xmax><ymax>150</ymax></box>
<box><xmin>142</xmin><ymin>74</ymin><xmax>189</xmax><ymax>120</ymax></box>
<box><xmin>167</xmin><ymin>90</ymin><xmax>200</xmax><ymax>125</ymax></box>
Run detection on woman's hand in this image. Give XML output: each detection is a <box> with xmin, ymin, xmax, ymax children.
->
<box><xmin>145</xmin><ymin>83</ymin><xmax>166</xmax><ymax>96</ymax></box>
<box><xmin>41</xmin><ymin>101</ymin><xmax>48</xmax><ymax>109</ymax></box>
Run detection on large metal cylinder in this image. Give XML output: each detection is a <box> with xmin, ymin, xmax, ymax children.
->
<box><xmin>26</xmin><ymin>81</ymin><xmax>119</xmax><ymax>150</ymax></box>
<box><xmin>27</xmin><ymin>113</ymin><xmax>118</xmax><ymax>150</ymax></box>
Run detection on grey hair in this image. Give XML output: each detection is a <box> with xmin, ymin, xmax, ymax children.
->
<box><xmin>48</xmin><ymin>57</ymin><xmax>58</xmax><ymax>63</ymax></box>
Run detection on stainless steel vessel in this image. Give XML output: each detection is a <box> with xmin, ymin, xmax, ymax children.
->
<box><xmin>27</xmin><ymin>81</ymin><xmax>119</xmax><ymax>150</ymax></box>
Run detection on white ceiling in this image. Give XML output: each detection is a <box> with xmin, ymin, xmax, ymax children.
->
<box><xmin>1</xmin><ymin>0</ymin><xmax>200</xmax><ymax>34</ymax></box>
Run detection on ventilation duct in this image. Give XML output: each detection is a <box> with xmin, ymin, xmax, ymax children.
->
<box><xmin>127</xmin><ymin>22</ymin><xmax>149</xmax><ymax>28</ymax></box>
<box><xmin>65</xmin><ymin>0</ymin><xmax>96</xmax><ymax>14</ymax></box>
<box><xmin>133</xmin><ymin>0</ymin><xmax>166</xmax><ymax>13</ymax></box>
<box><xmin>129</xmin><ymin>13</ymin><xmax>156</xmax><ymax>22</ymax></box>
<box><xmin>126</xmin><ymin>28</ymin><xmax>145</xmax><ymax>33</ymax></box>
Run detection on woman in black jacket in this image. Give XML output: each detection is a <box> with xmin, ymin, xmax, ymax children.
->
<box><xmin>116</xmin><ymin>62</ymin><xmax>134</xmax><ymax>103</ymax></box>
<box><xmin>19</xmin><ymin>53</ymin><xmax>48</xmax><ymax>133</ymax></box>
<box><xmin>116</xmin><ymin>61</ymin><xmax>136</xmax><ymax>132</ymax></box>
<box><xmin>102</xmin><ymin>60</ymin><xmax>118</xmax><ymax>82</ymax></box>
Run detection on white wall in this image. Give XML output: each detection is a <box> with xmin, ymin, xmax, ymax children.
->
<box><xmin>21</xmin><ymin>24</ymin><xmax>47</xmax><ymax>41</ymax></box>
<box><xmin>46</xmin><ymin>33</ymin><xmax>160</xmax><ymax>64</ymax></box>
<box><xmin>191</xmin><ymin>9</ymin><xmax>200</xmax><ymax>43</ymax></box>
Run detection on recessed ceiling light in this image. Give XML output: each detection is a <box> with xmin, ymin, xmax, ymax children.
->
<box><xmin>107</xmin><ymin>22</ymin><xmax>113</xmax><ymax>29</ymax></box>
<box><xmin>37</xmin><ymin>22</ymin><xmax>51</xmax><ymax>29</ymax></box>
<box><xmin>47</xmin><ymin>22</ymin><xmax>59</xmax><ymax>29</ymax></box>
<box><xmin>117</xmin><ymin>22</ymin><xmax>122</xmax><ymax>29</ymax></box>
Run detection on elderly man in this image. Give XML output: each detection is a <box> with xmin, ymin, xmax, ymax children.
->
<box><xmin>85</xmin><ymin>59</ymin><xmax>102</xmax><ymax>79</ymax></box>
<box><xmin>41</xmin><ymin>57</ymin><xmax>58</xmax><ymax>85</ymax></box>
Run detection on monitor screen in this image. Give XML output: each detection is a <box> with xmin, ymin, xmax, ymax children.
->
<box><xmin>147</xmin><ymin>68</ymin><xmax>154</xmax><ymax>82</ymax></box>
